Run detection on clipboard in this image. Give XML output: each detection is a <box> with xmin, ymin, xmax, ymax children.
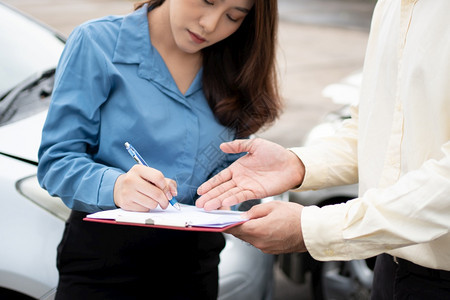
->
<box><xmin>83</xmin><ymin>204</ymin><xmax>247</xmax><ymax>232</ymax></box>
<box><xmin>83</xmin><ymin>217</ymin><xmax>246</xmax><ymax>232</ymax></box>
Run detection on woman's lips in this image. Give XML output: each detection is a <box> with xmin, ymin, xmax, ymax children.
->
<box><xmin>188</xmin><ymin>30</ymin><xmax>206</xmax><ymax>44</ymax></box>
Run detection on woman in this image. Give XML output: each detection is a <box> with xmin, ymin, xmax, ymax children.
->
<box><xmin>38</xmin><ymin>0</ymin><xmax>280</xmax><ymax>298</ymax></box>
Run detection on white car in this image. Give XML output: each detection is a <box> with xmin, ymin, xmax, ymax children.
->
<box><xmin>278</xmin><ymin>72</ymin><xmax>375</xmax><ymax>300</ymax></box>
<box><xmin>0</xmin><ymin>2</ymin><xmax>277</xmax><ymax>299</ymax></box>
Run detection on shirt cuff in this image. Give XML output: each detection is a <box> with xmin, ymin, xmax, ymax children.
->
<box><xmin>97</xmin><ymin>167</ymin><xmax>124</xmax><ymax>210</ymax></box>
<box><xmin>289</xmin><ymin>146</ymin><xmax>329</xmax><ymax>191</ymax></box>
<box><xmin>302</xmin><ymin>203</ymin><xmax>351</xmax><ymax>261</ymax></box>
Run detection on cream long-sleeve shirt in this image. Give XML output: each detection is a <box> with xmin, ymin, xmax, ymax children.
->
<box><xmin>290</xmin><ymin>0</ymin><xmax>450</xmax><ymax>270</ymax></box>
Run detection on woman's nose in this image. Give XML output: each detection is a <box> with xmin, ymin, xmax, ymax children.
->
<box><xmin>199</xmin><ymin>13</ymin><xmax>221</xmax><ymax>33</ymax></box>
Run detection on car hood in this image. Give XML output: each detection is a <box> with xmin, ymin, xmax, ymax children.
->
<box><xmin>0</xmin><ymin>110</ymin><xmax>47</xmax><ymax>163</ymax></box>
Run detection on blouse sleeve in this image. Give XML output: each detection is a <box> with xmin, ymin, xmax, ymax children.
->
<box><xmin>37</xmin><ymin>25</ymin><xmax>123</xmax><ymax>213</ymax></box>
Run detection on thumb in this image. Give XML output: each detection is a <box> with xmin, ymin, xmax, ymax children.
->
<box><xmin>220</xmin><ymin>139</ymin><xmax>254</xmax><ymax>154</ymax></box>
<box><xmin>243</xmin><ymin>203</ymin><xmax>273</xmax><ymax>220</ymax></box>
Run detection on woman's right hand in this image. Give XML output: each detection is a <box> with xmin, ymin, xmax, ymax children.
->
<box><xmin>113</xmin><ymin>165</ymin><xmax>177</xmax><ymax>211</ymax></box>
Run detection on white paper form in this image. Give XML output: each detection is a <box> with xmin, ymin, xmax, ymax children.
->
<box><xmin>86</xmin><ymin>204</ymin><xmax>247</xmax><ymax>228</ymax></box>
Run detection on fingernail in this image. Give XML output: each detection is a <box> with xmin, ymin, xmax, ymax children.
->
<box><xmin>166</xmin><ymin>192</ymin><xmax>173</xmax><ymax>200</ymax></box>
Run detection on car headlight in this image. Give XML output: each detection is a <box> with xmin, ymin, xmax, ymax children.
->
<box><xmin>16</xmin><ymin>174</ymin><xmax>70</xmax><ymax>221</ymax></box>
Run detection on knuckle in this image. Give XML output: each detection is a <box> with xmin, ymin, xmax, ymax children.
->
<box><xmin>131</xmin><ymin>164</ymin><xmax>144</xmax><ymax>172</ymax></box>
<box><xmin>148</xmin><ymin>200</ymin><xmax>158</xmax><ymax>210</ymax></box>
<box><xmin>153</xmin><ymin>169</ymin><xmax>164</xmax><ymax>179</ymax></box>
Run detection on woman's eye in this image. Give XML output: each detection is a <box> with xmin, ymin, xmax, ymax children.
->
<box><xmin>204</xmin><ymin>0</ymin><xmax>214</xmax><ymax>5</ymax></box>
<box><xmin>227</xmin><ymin>14</ymin><xmax>238</xmax><ymax>22</ymax></box>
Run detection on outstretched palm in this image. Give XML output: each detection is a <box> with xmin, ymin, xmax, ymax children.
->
<box><xmin>196</xmin><ymin>138</ymin><xmax>304</xmax><ymax>210</ymax></box>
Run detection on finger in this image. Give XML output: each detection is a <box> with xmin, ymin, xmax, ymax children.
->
<box><xmin>137</xmin><ymin>165</ymin><xmax>170</xmax><ymax>195</ymax></box>
<box><xmin>200</xmin><ymin>185</ymin><xmax>256</xmax><ymax>211</ymax></box>
<box><xmin>218</xmin><ymin>206</ymin><xmax>231</xmax><ymax>211</ymax></box>
<box><xmin>166</xmin><ymin>178</ymin><xmax>178</xmax><ymax>197</ymax></box>
<box><xmin>133</xmin><ymin>191</ymin><xmax>160</xmax><ymax>210</ymax></box>
<box><xmin>120</xmin><ymin>203</ymin><xmax>150</xmax><ymax>212</ymax></box>
<box><xmin>220</xmin><ymin>139</ymin><xmax>254</xmax><ymax>154</ymax></box>
<box><xmin>199</xmin><ymin>198</ymin><xmax>223</xmax><ymax>211</ymax></box>
<box><xmin>114</xmin><ymin>170</ymin><xmax>169</xmax><ymax>211</ymax></box>
<box><xmin>134</xmin><ymin>166</ymin><xmax>175</xmax><ymax>204</ymax></box>
<box><xmin>196</xmin><ymin>180</ymin><xmax>237</xmax><ymax>209</ymax></box>
<box><xmin>198</xmin><ymin>179</ymin><xmax>236</xmax><ymax>204</ymax></box>
<box><xmin>221</xmin><ymin>188</ymin><xmax>257</xmax><ymax>208</ymax></box>
<box><xmin>197</xmin><ymin>168</ymin><xmax>233</xmax><ymax>195</ymax></box>
<box><xmin>119</xmin><ymin>191</ymin><xmax>158</xmax><ymax>212</ymax></box>
<box><xmin>242</xmin><ymin>202</ymin><xmax>274</xmax><ymax>220</ymax></box>
<box><xmin>134</xmin><ymin>178</ymin><xmax>170</xmax><ymax>209</ymax></box>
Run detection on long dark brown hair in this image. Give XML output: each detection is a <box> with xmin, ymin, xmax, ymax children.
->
<box><xmin>135</xmin><ymin>0</ymin><xmax>281</xmax><ymax>137</ymax></box>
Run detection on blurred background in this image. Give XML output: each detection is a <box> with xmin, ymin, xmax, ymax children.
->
<box><xmin>2</xmin><ymin>0</ymin><xmax>375</xmax><ymax>148</ymax></box>
<box><xmin>1</xmin><ymin>0</ymin><xmax>376</xmax><ymax>299</ymax></box>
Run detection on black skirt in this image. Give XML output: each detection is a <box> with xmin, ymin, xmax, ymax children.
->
<box><xmin>55</xmin><ymin>210</ymin><xmax>226</xmax><ymax>300</ymax></box>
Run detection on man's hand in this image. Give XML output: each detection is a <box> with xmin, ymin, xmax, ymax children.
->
<box><xmin>196</xmin><ymin>138</ymin><xmax>305</xmax><ymax>211</ymax></box>
<box><xmin>226</xmin><ymin>201</ymin><xmax>307</xmax><ymax>254</ymax></box>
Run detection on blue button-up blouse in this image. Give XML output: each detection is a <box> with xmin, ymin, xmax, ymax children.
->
<box><xmin>38</xmin><ymin>5</ymin><xmax>238</xmax><ymax>213</ymax></box>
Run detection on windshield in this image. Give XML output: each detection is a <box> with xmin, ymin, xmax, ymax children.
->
<box><xmin>0</xmin><ymin>4</ymin><xmax>64</xmax><ymax>96</ymax></box>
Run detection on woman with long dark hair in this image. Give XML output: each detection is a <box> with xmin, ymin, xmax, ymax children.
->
<box><xmin>38</xmin><ymin>0</ymin><xmax>280</xmax><ymax>298</ymax></box>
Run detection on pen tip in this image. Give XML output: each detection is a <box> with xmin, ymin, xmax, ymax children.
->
<box><xmin>174</xmin><ymin>203</ymin><xmax>181</xmax><ymax>210</ymax></box>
